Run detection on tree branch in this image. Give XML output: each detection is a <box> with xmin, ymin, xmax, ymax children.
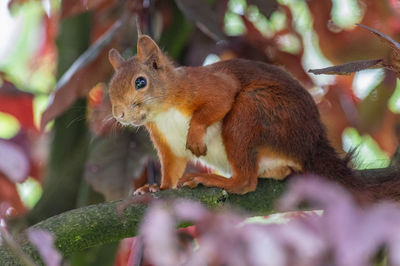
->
<box><xmin>1</xmin><ymin>166</ymin><xmax>399</xmax><ymax>265</ymax></box>
<box><xmin>0</xmin><ymin>179</ymin><xmax>286</xmax><ymax>265</ymax></box>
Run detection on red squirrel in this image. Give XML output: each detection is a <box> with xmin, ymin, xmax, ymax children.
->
<box><xmin>108</xmin><ymin>34</ymin><xmax>400</xmax><ymax>200</ymax></box>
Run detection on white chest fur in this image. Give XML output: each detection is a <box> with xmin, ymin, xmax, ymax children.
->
<box><xmin>152</xmin><ymin>108</ymin><xmax>232</xmax><ymax>176</ymax></box>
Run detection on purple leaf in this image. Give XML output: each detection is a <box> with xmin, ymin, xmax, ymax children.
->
<box><xmin>27</xmin><ymin>230</ymin><xmax>62</xmax><ymax>266</ymax></box>
<box><xmin>0</xmin><ymin>139</ymin><xmax>29</xmax><ymax>183</ymax></box>
<box><xmin>173</xmin><ymin>200</ymin><xmax>210</xmax><ymax>222</ymax></box>
<box><xmin>84</xmin><ymin>130</ymin><xmax>154</xmax><ymax>201</ymax></box>
<box><xmin>308</xmin><ymin>59</ymin><xmax>383</xmax><ymax>75</ymax></box>
<box><xmin>140</xmin><ymin>202</ymin><xmax>182</xmax><ymax>266</ymax></box>
<box><xmin>140</xmin><ymin>176</ymin><xmax>400</xmax><ymax>265</ymax></box>
<box><xmin>280</xmin><ymin>176</ymin><xmax>400</xmax><ymax>266</ymax></box>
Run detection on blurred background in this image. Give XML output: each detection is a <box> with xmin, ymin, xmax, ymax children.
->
<box><xmin>0</xmin><ymin>0</ymin><xmax>399</xmax><ymax>264</ymax></box>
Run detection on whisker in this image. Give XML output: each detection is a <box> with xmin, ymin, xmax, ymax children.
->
<box><xmin>139</xmin><ymin>95</ymin><xmax>167</xmax><ymax>105</ymax></box>
<box><xmin>109</xmin><ymin>121</ymin><xmax>115</xmax><ymax>137</ymax></box>
<box><xmin>103</xmin><ymin>115</ymin><xmax>115</xmax><ymax>124</ymax></box>
<box><xmin>66</xmin><ymin>115</ymin><xmax>86</xmax><ymax>128</ymax></box>
<box><xmin>111</xmin><ymin>120</ymin><xmax>119</xmax><ymax>137</ymax></box>
<box><xmin>67</xmin><ymin>106</ymin><xmax>88</xmax><ymax>111</ymax></box>
<box><xmin>104</xmin><ymin>95</ymin><xmax>166</xmax><ymax>135</ymax></box>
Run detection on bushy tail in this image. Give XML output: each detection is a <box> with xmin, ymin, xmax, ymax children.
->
<box><xmin>303</xmin><ymin>140</ymin><xmax>400</xmax><ymax>203</ymax></box>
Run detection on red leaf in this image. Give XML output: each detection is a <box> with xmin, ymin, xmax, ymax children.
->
<box><xmin>308</xmin><ymin>0</ymin><xmax>395</xmax><ymax>64</ymax></box>
<box><xmin>239</xmin><ymin>15</ymin><xmax>313</xmax><ymax>87</ymax></box>
<box><xmin>114</xmin><ymin>237</ymin><xmax>152</xmax><ymax>266</ymax></box>
<box><xmin>30</xmin><ymin>14</ymin><xmax>58</xmax><ymax>73</ymax></box>
<box><xmin>88</xmin><ymin>93</ymin><xmax>115</xmax><ymax>136</ymax></box>
<box><xmin>114</xmin><ymin>238</ymin><xmax>134</xmax><ymax>266</ymax></box>
<box><xmin>61</xmin><ymin>0</ymin><xmax>117</xmax><ymax>19</ymax></box>
<box><xmin>88</xmin><ymin>83</ymin><xmax>105</xmax><ymax>108</ymax></box>
<box><xmin>357</xmin><ymin>24</ymin><xmax>400</xmax><ymax>55</ymax></box>
<box><xmin>357</xmin><ymin>24</ymin><xmax>400</xmax><ymax>77</ymax></box>
<box><xmin>0</xmin><ymin>174</ymin><xmax>25</xmax><ymax>215</ymax></box>
<box><xmin>309</xmin><ymin>25</ymin><xmax>400</xmax><ymax>77</ymax></box>
<box><xmin>0</xmin><ymin>78</ymin><xmax>35</xmax><ymax>130</ymax></box>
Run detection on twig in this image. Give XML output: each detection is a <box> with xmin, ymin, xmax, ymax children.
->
<box><xmin>0</xmin><ymin>227</ymin><xmax>36</xmax><ymax>266</ymax></box>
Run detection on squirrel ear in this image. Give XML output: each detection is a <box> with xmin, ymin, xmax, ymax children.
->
<box><xmin>137</xmin><ymin>35</ymin><xmax>163</xmax><ymax>63</ymax></box>
<box><xmin>109</xmin><ymin>48</ymin><xmax>125</xmax><ymax>70</ymax></box>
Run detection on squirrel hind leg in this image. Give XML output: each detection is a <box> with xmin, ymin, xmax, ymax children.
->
<box><xmin>257</xmin><ymin>155</ymin><xmax>302</xmax><ymax>180</ymax></box>
<box><xmin>177</xmin><ymin>136</ymin><xmax>259</xmax><ymax>194</ymax></box>
<box><xmin>177</xmin><ymin>172</ymin><xmax>258</xmax><ymax>194</ymax></box>
<box><xmin>258</xmin><ymin>166</ymin><xmax>292</xmax><ymax>180</ymax></box>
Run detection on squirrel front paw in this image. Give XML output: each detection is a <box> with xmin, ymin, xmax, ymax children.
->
<box><xmin>186</xmin><ymin>136</ymin><xmax>207</xmax><ymax>157</ymax></box>
<box><xmin>133</xmin><ymin>184</ymin><xmax>160</xmax><ymax>195</ymax></box>
<box><xmin>186</xmin><ymin>141</ymin><xmax>207</xmax><ymax>157</ymax></box>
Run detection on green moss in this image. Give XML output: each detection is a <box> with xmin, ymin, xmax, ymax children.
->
<box><xmin>1</xmin><ymin>175</ymin><xmax>288</xmax><ymax>265</ymax></box>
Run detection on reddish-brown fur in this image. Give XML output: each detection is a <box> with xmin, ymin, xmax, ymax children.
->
<box><xmin>108</xmin><ymin>35</ymin><xmax>400</xmax><ymax>201</ymax></box>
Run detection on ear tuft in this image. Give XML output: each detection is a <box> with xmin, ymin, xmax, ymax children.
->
<box><xmin>109</xmin><ymin>48</ymin><xmax>125</xmax><ymax>70</ymax></box>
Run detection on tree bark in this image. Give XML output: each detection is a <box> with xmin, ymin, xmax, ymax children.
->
<box><xmin>1</xmin><ymin>165</ymin><xmax>399</xmax><ymax>265</ymax></box>
<box><xmin>27</xmin><ymin>13</ymin><xmax>91</xmax><ymax>225</ymax></box>
<box><xmin>0</xmin><ymin>179</ymin><xmax>286</xmax><ymax>265</ymax></box>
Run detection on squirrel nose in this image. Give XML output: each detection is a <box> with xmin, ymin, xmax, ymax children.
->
<box><xmin>113</xmin><ymin>106</ymin><xmax>125</xmax><ymax>121</ymax></box>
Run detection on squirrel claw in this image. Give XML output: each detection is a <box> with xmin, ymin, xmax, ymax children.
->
<box><xmin>133</xmin><ymin>184</ymin><xmax>160</xmax><ymax>195</ymax></box>
<box><xmin>181</xmin><ymin>180</ymin><xmax>199</xmax><ymax>188</ymax></box>
<box><xmin>177</xmin><ymin>174</ymin><xmax>200</xmax><ymax>188</ymax></box>
<box><xmin>186</xmin><ymin>142</ymin><xmax>207</xmax><ymax>157</ymax></box>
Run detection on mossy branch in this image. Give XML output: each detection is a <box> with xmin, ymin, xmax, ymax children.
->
<box><xmin>0</xmin><ymin>179</ymin><xmax>286</xmax><ymax>265</ymax></box>
<box><xmin>1</xmin><ymin>166</ymin><xmax>399</xmax><ymax>265</ymax></box>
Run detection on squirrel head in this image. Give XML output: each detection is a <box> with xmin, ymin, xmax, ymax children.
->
<box><xmin>108</xmin><ymin>35</ymin><xmax>174</xmax><ymax>126</ymax></box>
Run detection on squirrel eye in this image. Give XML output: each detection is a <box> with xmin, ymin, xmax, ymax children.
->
<box><xmin>134</xmin><ymin>76</ymin><xmax>147</xmax><ymax>90</ymax></box>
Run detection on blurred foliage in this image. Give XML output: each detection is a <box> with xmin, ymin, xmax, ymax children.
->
<box><xmin>0</xmin><ymin>0</ymin><xmax>400</xmax><ymax>265</ymax></box>
<box><xmin>15</xmin><ymin>177</ymin><xmax>42</xmax><ymax>209</ymax></box>
<box><xmin>0</xmin><ymin>112</ymin><xmax>20</xmax><ymax>139</ymax></box>
<box><xmin>389</xmin><ymin>79</ymin><xmax>400</xmax><ymax>113</ymax></box>
<box><xmin>139</xmin><ymin>177</ymin><xmax>400</xmax><ymax>266</ymax></box>
<box><xmin>343</xmin><ymin>127</ymin><xmax>390</xmax><ymax>169</ymax></box>
<box><xmin>1</xmin><ymin>1</ymin><xmax>56</xmax><ymax>94</ymax></box>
